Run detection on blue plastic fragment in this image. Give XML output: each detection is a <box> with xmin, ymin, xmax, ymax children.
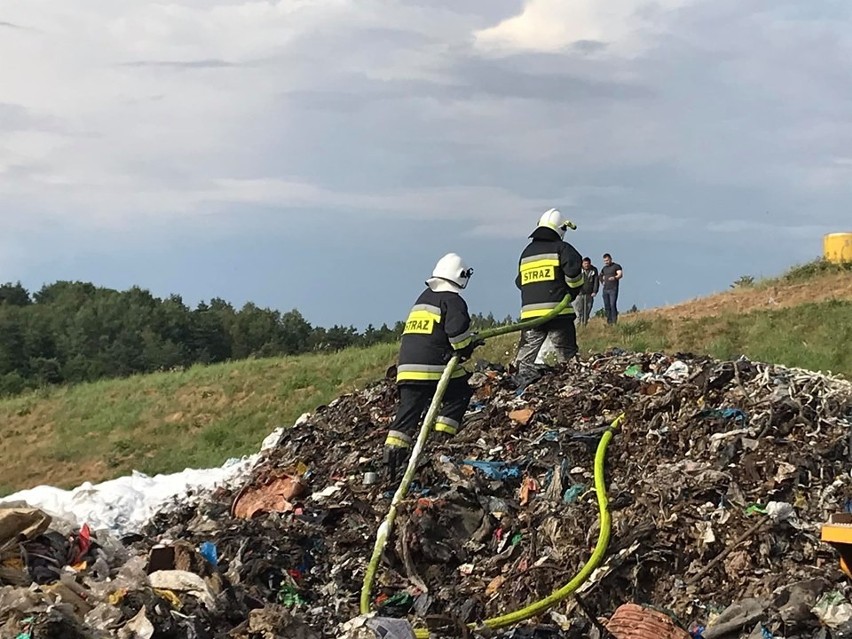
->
<box><xmin>563</xmin><ymin>484</ymin><xmax>585</xmax><ymax>503</ymax></box>
<box><xmin>461</xmin><ymin>460</ymin><xmax>522</xmax><ymax>480</ymax></box>
<box><xmin>199</xmin><ymin>541</ymin><xmax>219</xmax><ymax>567</ymax></box>
<box><xmin>697</xmin><ymin>407</ymin><xmax>748</xmax><ymax>425</ymax></box>
<box><xmin>383</xmin><ymin>481</ymin><xmax>431</xmax><ymax>500</ymax></box>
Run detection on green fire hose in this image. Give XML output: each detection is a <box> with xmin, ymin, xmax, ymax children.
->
<box><xmin>360</xmin><ymin>293</ymin><xmax>579</xmax><ymax>615</ymax></box>
<box><xmin>462</xmin><ymin>413</ymin><xmax>624</xmax><ymax>636</ymax></box>
<box><xmin>404</xmin><ymin>412</ymin><xmax>623</xmax><ymax>638</ymax></box>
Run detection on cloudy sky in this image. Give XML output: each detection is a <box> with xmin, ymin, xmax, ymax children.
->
<box><xmin>1</xmin><ymin>0</ymin><xmax>849</xmax><ymax>328</ymax></box>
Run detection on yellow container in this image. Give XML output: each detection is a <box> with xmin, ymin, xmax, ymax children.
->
<box><xmin>824</xmin><ymin>232</ymin><xmax>852</xmax><ymax>264</ymax></box>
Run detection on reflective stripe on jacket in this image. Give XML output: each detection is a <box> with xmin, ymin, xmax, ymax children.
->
<box><xmin>515</xmin><ymin>227</ymin><xmax>583</xmax><ymax>320</ymax></box>
<box><xmin>397</xmin><ymin>288</ymin><xmax>471</xmax><ymax>383</ymax></box>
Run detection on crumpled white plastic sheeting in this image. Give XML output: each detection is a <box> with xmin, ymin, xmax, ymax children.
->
<box><xmin>0</xmin><ymin>425</ymin><xmax>290</xmax><ymax>536</ymax></box>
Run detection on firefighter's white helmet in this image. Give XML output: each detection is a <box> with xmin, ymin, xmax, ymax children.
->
<box><xmin>536</xmin><ymin>208</ymin><xmax>576</xmax><ymax>239</ymax></box>
<box><xmin>431</xmin><ymin>253</ymin><xmax>473</xmax><ymax>289</ymax></box>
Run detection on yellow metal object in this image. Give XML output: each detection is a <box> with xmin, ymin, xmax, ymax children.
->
<box><xmin>153</xmin><ymin>588</ymin><xmax>183</xmax><ymax>608</ymax></box>
<box><xmin>823</xmin><ymin>232</ymin><xmax>852</xmax><ymax>264</ymax></box>
<box><xmin>821</xmin><ymin>513</ymin><xmax>852</xmax><ymax>577</ymax></box>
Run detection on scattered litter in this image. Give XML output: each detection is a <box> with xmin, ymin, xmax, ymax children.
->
<box><xmin>812</xmin><ymin>591</ymin><xmax>852</xmax><ymax>629</ymax></box>
<box><xmin>0</xmin><ymin>351</ymin><xmax>849</xmax><ymax>639</ymax></box>
<box><xmin>462</xmin><ymin>460</ymin><xmax>523</xmax><ymax>481</ymax></box>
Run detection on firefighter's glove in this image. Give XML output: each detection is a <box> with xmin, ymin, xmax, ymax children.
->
<box><xmin>383</xmin><ymin>445</ymin><xmax>409</xmax><ymax>484</ymax></box>
<box><xmin>457</xmin><ymin>334</ymin><xmax>485</xmax><ymax>362</ymax></box>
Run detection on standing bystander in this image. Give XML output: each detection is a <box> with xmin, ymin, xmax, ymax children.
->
<box><xmin>573</xmin><ymin>257</ymin><xmax>599</xmax><ymax>326</ymax></box>
<box><xmin>600</xmin><ymin>253</ymin><xmax>623</xmax><ymax>325</ymax></box>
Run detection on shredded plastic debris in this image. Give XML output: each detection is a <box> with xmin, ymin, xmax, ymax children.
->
<box><xmin>1</xmin><ymin>352</ymin><xmax>851</xmax><ymax>638</ymax></box>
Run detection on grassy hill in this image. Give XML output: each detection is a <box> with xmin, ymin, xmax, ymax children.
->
<box><xmin>1</xmin><ymin>261</ymin><xmax>849</xmax><ymax>495</ymax></box>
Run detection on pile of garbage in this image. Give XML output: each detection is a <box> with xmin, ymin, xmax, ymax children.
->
<box><xmin>2</xmin><ymin>351</ymin><xmax>852</xmax><ymax>639</ymax></box>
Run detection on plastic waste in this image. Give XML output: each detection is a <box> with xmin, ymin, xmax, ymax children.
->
<box><xmin>278</xmin><ymin>583</ymin><xmax>308</xmax><ymax>608</ymax></box>
<box><xmin>199</xmin><ymin>541</ymin><xmax>218</xmax><ymax>567</ymax></box>
<box><xmin>0</xmin><ymin>457</ymin><xmax>260</xmax><ymax>535</ymax></box>
<box><xmin>84</xmin><ymin>602</ymin><xmax>124</xmax><ymax>632</ymax></box>
<box><xmin>148</xmin><ymin>570</ymin><xmax>217</xmax><ymax>609</ymax></box>
<box><xmin>340</xmin><ymin>614</ymin><xmax>417</xmax><ymax>639</ymax></box>
<box><xmin>117</xmin><ymin>608</ymin><xmax>154</xmax><ymax>639</ymax></box>
<box><xmin>663</xmin><ymin>361</ymin><xmax>690</xmax><ymax>381</ymax></box>
<box><xmin>563</xmin><ymin>484</ymin><xmax>585</xmax><ymax>503</ymax></box>
<box><xmin>703</xmin><ymin>599</ymin><xmax>767</xmax><ymax>639</ymax></box>
<box><xmin>812</xmin><ymin>591</ymin><xmax>852</xmax><ymax>628</ymax></box>
<box><xmin>462</xmin><ymin>460</ymin><xmax>522</xmax><ymax>481</ymax></box>
<box><xmin>377</xmin><ymin>592</ymin><xmax>415</xmax><ymax>617</ymax></box>
<box><xmin>696</xmin><ymin>408</ymin><xmax>748</xmax><ymax>424</ymax></box>
<box><xmin>765</xmin><ymin>501</ymin><xmax>796</xmax><ymax>523</ymax></box>
<box><xmin>625</xmin><ymin>365</ymin><xmax>643</xmax><ymax>378</ymax></box>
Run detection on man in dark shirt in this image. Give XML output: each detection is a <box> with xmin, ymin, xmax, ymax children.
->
<box><xmin>600</xmin><ymin>253</ymin><xmax>624</xmax><ymax>325</ymax></box>
<box><xmin>573</xmin><ymin>257</ymin><xmax>599</xmax><ymax>326</ymax></box>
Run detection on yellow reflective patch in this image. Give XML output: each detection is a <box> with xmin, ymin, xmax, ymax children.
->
<box><xmin>397</xmin><ymin>368</ymin><xmax>467</xmax><ymax>382</ymax></box>
<box><xmin>521</xmin><ymin>258</ymin><xmax>559</xmax><ymax>271</ymax></box>
<box><xmin>520</xmin><ymin>258</ymin><xmax>559</xmax><ymax>285</ymax></box>
<box><xmin>521</xmin><ymin>266</ymin><xmax>555</xmax><ymax>285</ymax></box>
<box><xmin>451</xmin><ymin>337</ymin><xmax>472</xmax><ymax>350</ymax></box>
<box><xmin>403</xmin><ymin>310</ymin><xmax>440</xmax><ymax>334</ymax></box>
<box><xmin>520</xmin><ymin>307</ymin><xmax>576</xmax><ymax>320</ymax></box>
<box><xmin>385</xmin><ymin>436</ymin><xmax>411</xmax><ymax>449</ymax></box>
<box><xmin>404</xmin><ymin>318</ymin><xmax>434</xmax><ymax>334</ymax></box>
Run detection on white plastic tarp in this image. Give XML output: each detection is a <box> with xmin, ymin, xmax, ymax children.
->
<box><xmin>0</xmin><ymin>427</ymin><xmax>286</xmax><ymax>536</ymax></box>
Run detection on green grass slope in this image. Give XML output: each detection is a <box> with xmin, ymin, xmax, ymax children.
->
<box><xmin>1</xmin><ymin>265</ymin><xmax>849</xmax><ymax>494</ymax></box>
<box><xmin>0</xmin><ymin>344</ymin><xmax>397</xmax><ymax>494</ymax></box>
<box><xmin>480</xmin><ymin>299</ymin><xmax>851</xmax><ymax>378</ymax></box>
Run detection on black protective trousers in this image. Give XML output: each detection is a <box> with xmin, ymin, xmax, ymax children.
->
<box><xmin>388</xmin><ymin>374</ymin><xmax>473</xmax><ymax>442</ymax></box>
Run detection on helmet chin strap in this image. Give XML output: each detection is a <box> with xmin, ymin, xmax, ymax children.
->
<box><xmin>427</xmin><ymin>276</ymin><xmax>466</xmax><ymax>291</ymax></box>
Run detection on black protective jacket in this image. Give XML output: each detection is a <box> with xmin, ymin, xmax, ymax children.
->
<box><xmin>580</xmin><ymin>265</ymin><xmax>600</xmax><ymax>295</ymax></box>
<box><xmin>514</xmin><ymin>227</ymin><xmax>583</xmax><ymax>320</ymax></box>
<box><xmin>396</xmin><ymin>287</ymin><xmax>472</xmax><ymax>383</ymax></box>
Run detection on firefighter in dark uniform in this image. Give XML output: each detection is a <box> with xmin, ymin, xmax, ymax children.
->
<box><xmin>383</xmin><ymin>253</ymin><xmax>482</xmax><ymax>481</ymax></box>
<box><xmin>513</xmin><ymin>209</ymin><xmax>584</xmax><ymax>388</ymax></box>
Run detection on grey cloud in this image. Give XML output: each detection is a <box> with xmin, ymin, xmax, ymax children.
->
<box><xmin>396</xmin><ymin>0</ymin><xmax>523</xmax><ymax>19</ymax></box>
<box><xmin>446</xmin><ymin>54</ymin><xmax>654</xmax><ymax>102</ymax></box>
<box><xmin>5</xmin><ymin>0</ymin><xmax>852</xmax><ymax>324</ymax></box>
<box><xmin>278</xmin><ymin>49</ymin><xmax>651</xmax><ymax>120</ymax></box>
<box><xmin>6</xmin><ymin>0</ymin><xmax>852</xmax><ymax>264</ymax></box>
<box><xmin>0</xmin><ymin>19</ymin><xmax>40</xmax><ymax>32</ymax></box>
<box><xmin>0</xmin><ymin>103</ymin><xmax>64</xmax><ymax>133</ymax></box>
<box><xmin>572</xmin><ymin>40</ymin><xmax>608</xmax><ymax>54</ymax></box>
<box><xmin>121</xmin><ymin>59</ymin><xmax>236</xmax><ymax>69</ymax></box>
<box><xmin>279</xmin><ymin>75</ymin><xmax>446</xmax><ymax>112</ymax></box>
<box><xmin>344</xmin><ymin>27</ymin><xmax>438</xmax><ymax>48</ymax></box>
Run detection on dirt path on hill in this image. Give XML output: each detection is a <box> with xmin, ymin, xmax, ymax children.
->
<box><xmin>647</xmin><ymin>271</ymin><xmax>851</xmax><ymax>320</ymax></box>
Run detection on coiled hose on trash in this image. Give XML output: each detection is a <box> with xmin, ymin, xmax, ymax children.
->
<box><xmin>404</xmin><ymin>412</ymin><xmax>624</xmax><ymax>638</ymax></box>
<box><xmin>462</xmin><ymin>412</ymin><xmax>625</xmax><ymax>636</ymax></box>
<box><xmin>359</xmin><ymin>294</ymin><xmax>573</xmax><ymax>616</ymax></box>
<box><xmin>360</xmin><ymin>286</ymin><xmax>627</xmax><ymax>634</ymax></box>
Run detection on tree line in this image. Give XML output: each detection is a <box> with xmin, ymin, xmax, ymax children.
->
<box><xmin>0</xmin><ymin>281</ymin><xmax>512</xmax><ymax>397</ymax></box>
